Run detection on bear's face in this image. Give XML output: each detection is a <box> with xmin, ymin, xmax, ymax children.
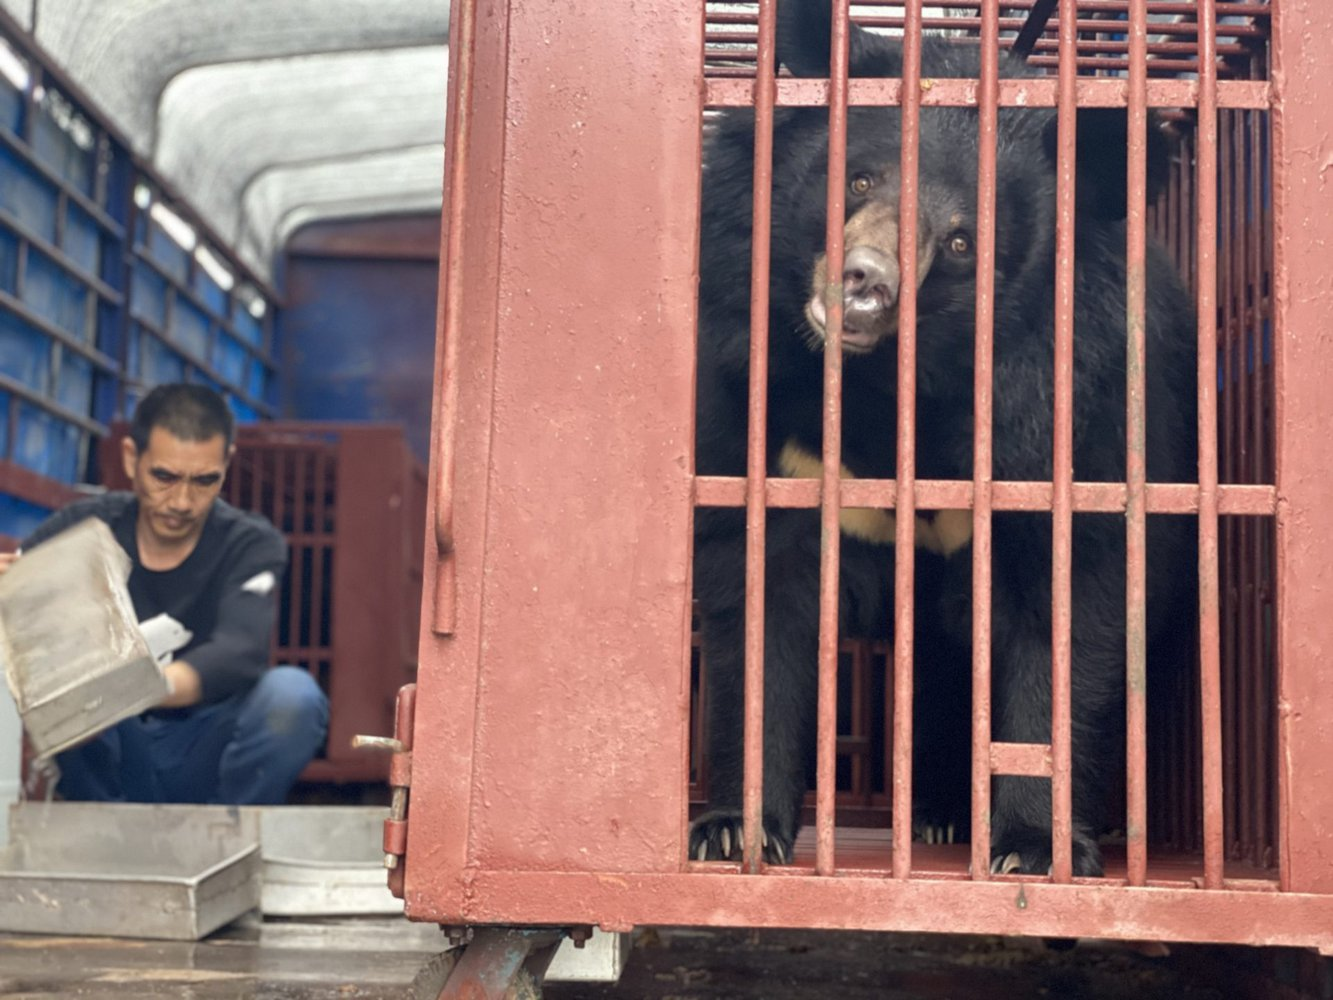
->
<box><xmin>793</xmin><ymin>105</ymin><xmax>1058</xmax><ymax>365</ymax></box>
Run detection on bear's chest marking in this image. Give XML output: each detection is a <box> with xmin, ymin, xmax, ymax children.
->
<box><xmin>776</xmin><ymin>440</ymin><xmax>972</xmax><ymax>557</ymax></box>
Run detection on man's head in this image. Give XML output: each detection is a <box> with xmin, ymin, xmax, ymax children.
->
<box><xmin>122</xmin><ymin>384</ymin><xmax>235</xmax><ymax>552</ymax></box>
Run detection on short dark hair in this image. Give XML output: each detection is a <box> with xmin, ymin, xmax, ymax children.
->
<box><xmin>129</xmin><ymin>383</ymin><xmax>235</xmax><ymax>452</ymax></box>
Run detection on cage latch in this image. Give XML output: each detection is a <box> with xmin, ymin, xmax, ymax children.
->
<box><xmin>352</xmin><ymin>683</ymin><xmax>417</xmax><ymax>894</ymax></box>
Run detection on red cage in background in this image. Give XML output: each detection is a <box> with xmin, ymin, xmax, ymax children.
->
<box><xmin>382</xmin><ymin>0</ymin><xmax>1333</xmax><ymax>993</ymax></box>
<box><xmin>101</xmin><ymin>422</ymin><xmax>427</xmax><ymax>784</ymax></box>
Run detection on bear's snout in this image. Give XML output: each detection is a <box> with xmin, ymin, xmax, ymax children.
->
<box><xmin>842</xmin><ymin>245</ymin><xmax>899</xmax><ymax>330</ymax></box>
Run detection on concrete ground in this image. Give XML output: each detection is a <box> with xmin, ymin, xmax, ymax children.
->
<box><xmin>0</xmin><ymin>919</ymin><xmax>1323</xmax><ymax>999</ymax></box>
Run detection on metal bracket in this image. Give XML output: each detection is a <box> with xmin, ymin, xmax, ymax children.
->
<box><xmin>353</xmin><ymin>683</ymin><xmax>417</xmax><ymax>890</ymax></box>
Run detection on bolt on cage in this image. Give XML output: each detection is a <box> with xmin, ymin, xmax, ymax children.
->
<box><xmin>401</xmin><ymin>0</ymin><xmax>1333</xmax><ymax>955</ymax></box>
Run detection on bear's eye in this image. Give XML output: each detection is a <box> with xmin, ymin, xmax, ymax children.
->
<box><xmin>850</xmin><ymin>173</ymin><xmax>875</xmax><ymax>196</ymax></box>
<box><xmin>947</xmin><ymin>232</ymin><xmax>973</xmax><ymax>256</ymax></box>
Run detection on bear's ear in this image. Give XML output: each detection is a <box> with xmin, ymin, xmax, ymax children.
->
<box><xmin>777</xmin><ymin>0</ymin><xmax>902</xmax><ymax>79</ymax></box>
<box><xmin>1042</xmin><ymin>108</ymin><xmax>1173</xmax><ymax>221</ymax></box>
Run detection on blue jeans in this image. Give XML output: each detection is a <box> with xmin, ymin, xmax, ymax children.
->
<box><xmin>55</xmin><ymin>666</ymin><xmax>330</xmax><ymax>805</ymax></box>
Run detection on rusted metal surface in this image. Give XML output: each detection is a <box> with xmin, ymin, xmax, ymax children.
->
<box><xmin>890</xmin><ymin>0</ymin><xmax>923</xmax><ymax>884</ymax></box>
<box><xmin>741</xmin><ymin>0</ymin><xmax>777</xmax><ymax>877</ymax></box>
<box><xmin>405</xmin><ymin>0</ymin><xmax>702</xmax><ymax>896</ymax></box>
<box><xmin>1272</xmin><ymin>0</ymin><xmax>1333</xmax><ymax>897</ymax></box>
<box><xmin>704</xmin><ymin>1</ymin><xmax>1271</xmax><ymax>81</ymax></box>
<box><xmin>436</xmin><ymin>928</ymin><xmax>564</xmax><ymax>1000</ymax></box>
<box><xmin>352</xmin><ymin>685</ymin><xmax>417</xmax><ymax>877</ymax></box>
<box><xmin>449</xmin><ymin>866</ymin><xmax>1333</xmax><ymax>950</ymax></box>
<box><xmin>808</xmin><ymin>0</ymin><xmax>848</xmax><ymax>877</ymax></box>
<box><xmin>815</xmin><ymin>0</ymin><xmax>851</xmax><ymax>879</ymax></box>
<box><xmin>707</xmin><ymin>77</ymin><xmax>1271</xmax><ymax>111</ymax></box>
<box><xmin>429</xmin><ymin>0</ymin><xmax>478</xmax><ymax>638</ymax></box>
<box><xmin>1123</xmin><ymin>0</ymin><xmax>1150</xmax><ymax>890</ymax></box>
<box><xmin>1195</xmin><ymin>0</ymin><xmax>1225</xmax><ymax>893</ymax></box>
<box><xmin>1048</xmin><ymin>0</ymin><xmax>1077</xmax><ymax>887</ymax></box>
<box><xmin>969</xmin><ymin>0</ymin><xmax>1000</xmax><ymax>887</ymax></box>
<box><xmin>402</xmin><ymin>0</ymin><xmax>1329</xmax><ymax>951</ymax></box>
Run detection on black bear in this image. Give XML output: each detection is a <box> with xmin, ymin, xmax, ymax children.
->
<box><xmin>690</xmin><ymin>0</ymin><xmax>1197</xmax><ymax>875</ymax></box>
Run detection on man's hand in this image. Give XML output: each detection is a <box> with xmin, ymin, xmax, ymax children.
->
<box><xmin>160</xmin><ymin>660</ymin><xmax>203</xmax><ymax>708</ymax></box>
<box><xmin>0</xmin><ymin>552</ymin><xmax>18</xmax><ymax>575</ymax></box>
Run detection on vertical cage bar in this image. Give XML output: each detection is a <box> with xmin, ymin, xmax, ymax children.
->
<box><xmin>1231</xmin><ymin>108</ymin><xmax>1255</xmax><ymax>864</ymax></box>
<box><xmin>969</xmin><ymin>0</ymin><xmax>1000</xmax><ymax>883</ymax></box>
<box><xmin>1195</xmin><ymin>0</ymin><xmax>1225</xmax><ymax>892</ymax></box>
<box><xmin>1123</xmin><ymin>0</ymin><xmax>1150</xmax><ymax>888</ymax></box>
<box><xmin>891</xmin><ymin>0</ymin><xmax>923</xmax><ymax>881</ymax></box>
<box><xmin>310</xmin><ymin>445</ymin><xmax>329</xmax><ymax>669</ymax></box>
<box><xmin>1048</xmin><ymin>0</ymin><xmax>1077</xmax><ymax>885</ymax></box>
<box><xmin>741</xmin><ymin>0</ymin><xmax>779</xmax><ymax>874</ymax></box>
<box><xmin>1247</xmin><ymin>99</ymin><xmax>1272</xmax><ymax>869</ymax></box>
<box><xmin>815</xmin><ymin>0</ymin><xmax>852</xmax><ymax>878</ymax></box>
<box><xmin>1219</xmin><ymin>106</ymin><xmax>1240</xmax><ymax>859</ymax></box>
<box><xmin>288</xmin><ymin>451</ymin><xmax>308</xmax><ymax>660</ymax></box>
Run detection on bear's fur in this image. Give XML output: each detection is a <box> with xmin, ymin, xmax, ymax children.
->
<box><xmin>690</xmin><ymin>0</ymin><xmax>1197</xmax><ymax>875</ymax></box>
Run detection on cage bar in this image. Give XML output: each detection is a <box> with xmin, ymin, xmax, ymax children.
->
<box><xmin>1048</xmin><ymin>0</ymin><xmax>1077</xmax><ymax>885</ymax></box>
<box><xmin>969</xmin><ymin>0</ymin><xmax>1000</xmax><ymax>883</ymax></box>
<box><xmin>1123</xmin><ymin>0</ymin><xmax>1150</xmax><ymax>889</ymax></box>
<box><xmin>696</xmin><ymin>475</ymin><xmax>1274</xmax><ymax>516</ymax></box>
<box><xmin>741</xmin><ymin>0</ymin><xmax>779</xmax><ymax>875</ymax></box>
<box><xmin>890</xmin><ymin>0</ymin><xmax>924</xmax><ymax>882</ymax></box>
<box><xmin>1245</xmin><ymin>96</ymin><xmax>1273</xmax><ymax>870</ymax></box>
<box><xmin>815</xmin><ymin>0</ymin><xmax>853</xmax><ymax>878</ymax></box>
<box><xmin>1195</xmin><ymin>0</ymin><xmax>1225</xmax><ymax>892</ymax></box>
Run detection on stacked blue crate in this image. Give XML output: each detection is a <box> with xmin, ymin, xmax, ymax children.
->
<box><xmin>0</xmin><ymin>29</ymin><xmax>280</xmax><ymax>540</ymax></box>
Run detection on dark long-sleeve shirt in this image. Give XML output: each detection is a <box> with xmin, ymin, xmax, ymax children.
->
<box><xmin>22</xmin><ymin>493</ymin><xmax>287</xmax><ymax>704</ymax></box>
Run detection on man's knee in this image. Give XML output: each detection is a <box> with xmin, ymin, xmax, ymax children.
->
<box><xmin>247</xmin><ymin>666</ymin><xmax>328</xmax><ymax>742</ymax></box>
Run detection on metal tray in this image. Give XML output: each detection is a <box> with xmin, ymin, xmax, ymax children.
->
<box><xmin>0</xmin><ymin>802</ymin><xmax>260</xmax><ymax>940</ymax></box>
<box><xmin>0</xmin><ymin>518</ymin><xmax>167</xmax><ymax>758</ymax></box>
<box><xmin>256</xmin><ymin>805</ymin><xmax>401</xmax><ymax>916</ymax></box>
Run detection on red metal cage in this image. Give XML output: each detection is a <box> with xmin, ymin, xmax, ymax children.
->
<box><xmin>393</xmin><ymin>0</ymin><xmax>1333</xmax><ymax>981</ymax></box>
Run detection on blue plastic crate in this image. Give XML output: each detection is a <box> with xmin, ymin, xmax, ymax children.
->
<box><xmin>233</xmin><ymin>304</ymin><xmax>264</xmax><ymax>350</ymax></box>
<box><xmin>0</xmin><ymin>307</ymin><xmax>50</xmax><ymax>387</ymax></box>
<box><xmin>0</xmin><ymin>74</ymin><xmax>23</xmax><ymax>134</ymax></box>
<box><xmin>0</xmin><ymin>493</ymin><xmax>52</xmax><ymax>544</ymax></box>
<box><xmin>130</xmin><ymin>262</ymin><xmax>167</xmax><ymax>330</ymax></box>
<box><xmin>210</xmin><ymin>331</ymin><xmax>246</xmax><ymax>385</ymax></box>
<box><xmin>247</xmin><ymin>357</ymin><xmax>268</xmax><ymax>401</ymax></box>
<box><xmin>229</xmin><ymin>396</ymin><xmax>258</xmax><ymax>424</ymax></box>
<box><xmin>0</xmin><ymin>227</ymin><xmax>18</xmax><ymax>295</ymax></box>
<box><xmin>147</xmin><ymin>220</ymin><xmax>190</xmax><ymax>284</ymax></box>
<box><xmin>32</xmin><ymin>100</ymin><xmax>94</xmax><ymax>198</ymax></box>
<box><xmin>56</xmin><ymin>350</ymin><xmax>93</xmax><ymax>414</ymax></box>
<box><xmin>63</xmin><ymin>203</ymin><xmax>101</xmax><ymax>275</ymax></box>
<box><xmin>127</xmin><ymin>323</ymin><xmax>141</xmax><ymax>378</ymax></box>
<box><xmin>141</xmin><ymin>332</ymin><xmax>186</xmax><ymax>385</ymax></box>
<box><xmin>13</xmin><ymin>403</ymin><xmax>82</xmax><ymax>482</ymax></box>
<box><xmin>171</xmin><ymin>298</ymin><xmax>210</xmax><ymax>359</ymax></box>
<box><xmin>193</xmin><ymin>263</ymin><xmax>229</xmax><ymax>316</ymax></box>
<box><xmin>24</xmin><ymin>249</ymin><xmax>91</xmax><ymax>341</ymax></box>
<box><xmin>0</xmin><ymin>145</ymin><xmax>57</xmax><ymax>244</ymax></box>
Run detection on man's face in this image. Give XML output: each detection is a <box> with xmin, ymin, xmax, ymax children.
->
<box><xmin>122</xmin><ymin>427</ymin><xmax>231</xmax><ymax>549</ymax></box>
